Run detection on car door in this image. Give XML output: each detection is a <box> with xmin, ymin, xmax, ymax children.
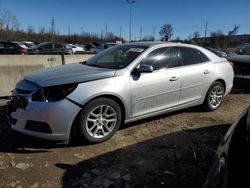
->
<box><xmin>54</xmin><ymin>43</ymin><xmax>63</xmax><ymax>54</ymax></box>
<box><xmin>4</xmin><ymin>42</ymin><xmax>15</xmax><ymax>54</ymax></box>
<box><xmin>130</xmin><ymin>47</ymin><xmax>181</xmax><ymax>117</ymax></box>
<box><xmin>177</xmin><ymin>47</ymin><xmax>214</xmax><ymax>105</ymax></box>
<box><xmin>0</xmin><ymin>42</ymin><xmax>6</xmax><ymax>54</ymax></box>
<box><xmin>40</xmin><ymin>43</ymin><xmax>53</xmax><ymax>54</ymax></box>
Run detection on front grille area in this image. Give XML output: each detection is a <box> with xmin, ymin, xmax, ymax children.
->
<box><xmin>25</xmin><ymin>120</ymin><xmax>52</xmax><ymax>134</ymax></box>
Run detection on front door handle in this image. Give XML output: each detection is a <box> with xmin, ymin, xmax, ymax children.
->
<box><xmin>169</xmin><ymin>76</ymin><xmax>179</xmax><ymax>81</ymax></box>
<box><xmin>204</xmin><ymin>70</ymin><xmax>210</xmax><ymax>74</ymax></box>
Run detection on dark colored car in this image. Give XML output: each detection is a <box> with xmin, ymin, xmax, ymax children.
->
<box><xmin>28</xmin><ymin>42</ymin><xmax>73</xmax><ymax>55</ymax></box>
<box><xmin>237</xmin><ymin>43</ymin><xmax>250</xmax><ymax>55</ymax></box>
<box><xmin>0</xmin><ymin>41</ymin><xmax>28</xmax><ymax>55</ymax></box>
<box><xmin>205</xmin><ymin>47</ymin><xmax>227</xmax><ymax>58</ymax></box>
<box><xmin>204</xmin><ymin>106</ymin><xmax>250</xmax><ymax>188</ymax></box>
<box><xmin>227</xmin><ymin>55</ymin><xmax>250</xmax><ymax>85</ymax></box>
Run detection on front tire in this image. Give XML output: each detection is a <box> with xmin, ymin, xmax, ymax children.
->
<box><xmin>77</xmin><ymin>98</ymin><xmax>122</xmax><ymax>143</ymax></box>
<box><xmin>203</xmin><ymin>81</ymin><xmax>225</xmax><ymax>111</ymax></box>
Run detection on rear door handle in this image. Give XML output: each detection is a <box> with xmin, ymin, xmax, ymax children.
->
<box><xmin>204</xmin><ymin>70</ymin><xmax>210</xmax><ymax>74</ymax></box>
<box><xmin>169</xmin><ymin>76</ymin><xmax>179</xmax><ymax>81</ymax></box>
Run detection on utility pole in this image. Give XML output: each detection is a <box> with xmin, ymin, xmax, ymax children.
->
<box><xmin>105</xmin><ymin>24</ymin><xmax>108</xmax><ymax>36</ymax></box>
<box><xmin>51</xmin><ymin>17</ymin><xmax>55</xmax><ymax>35</ymax></box>
<box><xmin>204</xmin><ymin>21</ymin><xmax>208</xmax><ymax>38</ymax></box>
<box><xmin>120</xmin><ymin>26</ymin><xmax>122</xmax><ymax>39</ymax></box>
<box><xmin>68</xmin><ymin>24</ymin><xmax>71</xmax><ymax>36</ymax></box>
<box><xmin>127</xmin><ymin>0</ymin><xmax>135</xmax><ymax>41</ymax></box>
<box><xmin>140</xmin><ymin>26</ymin><xmax>142</xmax><ymax>41</ymax></box>
<box><xmin>153</xmin><ymin>26</ymin><xmax>155</xmax><ymax>40</ymax></box>
<box><xmin>51</xmin><ymin>17</ymin><xmax>55</xmax><ymax>40</ymax></box>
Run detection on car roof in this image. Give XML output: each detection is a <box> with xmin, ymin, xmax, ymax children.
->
<box><xmin>124</xmin><ymin>41</ymin><xmax>223</xmax><ymax>70</ymax></box>
<box><xmin>124</xmin><ymin>41</ymin><xmax>206</xmax><ymax>50</ymax></box>
<box><xmin>0</xmin><ymin>41</ymin><xmax>16</xmax><ymax>44</ymax></box>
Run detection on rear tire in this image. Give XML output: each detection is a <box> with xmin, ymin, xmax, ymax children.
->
<box><xmin>203</xmin><ymin>81</ymin><xmax>225</xmax><ymax>111</ymax></box>
<box><xmin>77</xmin><ymin>98</ymin><xmax>122</xmax><ymax>143</ymax></box>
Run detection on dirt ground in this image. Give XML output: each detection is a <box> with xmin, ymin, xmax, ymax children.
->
<box><xmin>1</xmin><ymin>86</ymin><xmax>250</xmax><ymax>188</ymax></box>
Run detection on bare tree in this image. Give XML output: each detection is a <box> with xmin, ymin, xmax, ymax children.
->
<box><xmin>38</xmin><ymin>26</ymin><xmax>46</xmax><ymax>34</ymax></box>
<box><xmin>27</xmin><ymin>24</ymin><xmax>35</xmax><ymax>34</ymax></box>
<box><xmin>210</xmin><ymin>31</ymin><xmax>227</xmax><ymax>49</ymax></box>
<box><xmin>228</xmin><ymin>25</ymin><xmax>240</xmax><ymax>36</ymax></box>
<box><xmin>10</xmin><ymin>15</ymin><xmax>20</xmax><ymax>30</ymax></box>
<box><xmin>0</xmin><ymin>18</ymin><xmax>3</xmax><ymax>30</ymax></box>
<box><xmin>193</xmin><ymin>31</ymin><xmax>200</xmax><ymax>38</ymax></box>
<box><xmin>0</xmin><ymin>9</ymin><xmax>20</xmax><ymax>31</ymax></box>
<box><xmin>142</xmin><ymin>35</ymin><xmax>155</xmax><ymax>41</ymax></box>
<box><xmin>191</xmin><ymin>31</ymin><xmax>203</xmax><ymax>45</ymax></box>
<box><xmin>159</xmin><ymin>24</ymin><xmax>173</xmax><ymax>41</ymax></box>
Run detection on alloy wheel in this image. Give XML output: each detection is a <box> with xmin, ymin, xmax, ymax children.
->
<box><xmin>86</xmin><ymin>105</ymin><xmax>117</xmax><ymax>138</ymax></box>
<box><xmin>209</xmin><ymin>85</ymin><xmax>224</xmax><ymax>108</ymax></box>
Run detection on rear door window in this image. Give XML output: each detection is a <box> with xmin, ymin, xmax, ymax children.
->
<box><xmin>55</xmin><ymin>43</ymin><xmax>63</xmax><ymax>49</ymax></box>
<box><xmin>4</xmin><ymin>43</ymin><xmax>15</xmax><ymax>49</ymax></box>
<box><xmin>178</xmin><ymin>47</ymin><xmax>209</xmax><ymax>66</ymax></box>
<box><xmin>0</xmin><ymin>43</ymin><xmax>5</xmax><ymax>49</ymax></box>
<box><xmin>43</xmin><ymin>43</ymin><xmax>53</xmax><ymax>49</ymax></box>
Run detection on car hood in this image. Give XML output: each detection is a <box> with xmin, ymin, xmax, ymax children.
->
<box><xmin>24</xmin><ymin>63</ymin><xmax>116</xmax><ymax>87</ymax></box>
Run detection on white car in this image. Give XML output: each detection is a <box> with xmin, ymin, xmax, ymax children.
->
<box><xmin>68</xmin><ymin>44</ymin><xmax>85</xmax><ymax>54</ymax></box>
<box><xmin>22</xmin><ymin>41</ymin><xmax>36</xmax><ymax>48</ymax></box>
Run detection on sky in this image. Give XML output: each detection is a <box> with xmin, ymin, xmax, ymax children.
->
<box><xmin>0</xmin><ymin>0</ymin><xmax>250</xmax><ymax>41</ymax></box>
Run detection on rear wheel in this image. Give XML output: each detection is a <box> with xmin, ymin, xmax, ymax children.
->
<box><xmin>77</xmin><ymin>98</ymin><xmax>122</xmax><ymax>143</ymax></box>
<box><xmin>203</xmin><ymin>81</ymin><xmax>225</xmax><ymax>111</ymax></box>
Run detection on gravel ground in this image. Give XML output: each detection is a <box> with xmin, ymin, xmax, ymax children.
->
<box><xmin>0</xmin><ymin>86</ymin><xmax>250</xmax><ymax>188</ymax></box>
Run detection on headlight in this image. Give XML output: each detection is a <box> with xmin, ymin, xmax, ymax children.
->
<box><xmin>32</xmin><ymin>83</ymin><xmax>78</xmax><ymax>102</ymax></box>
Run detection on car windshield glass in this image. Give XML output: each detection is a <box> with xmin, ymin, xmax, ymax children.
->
<box><xmin>86</xmin><ymin>44</ymin><xmax>148</xmax><ymax>69</ymax></box>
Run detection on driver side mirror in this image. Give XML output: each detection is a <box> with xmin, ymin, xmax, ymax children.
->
<box><xmin>137</xmin><ymin>64</ymin><xmax>154</xmax><ymax>73</ymax></box>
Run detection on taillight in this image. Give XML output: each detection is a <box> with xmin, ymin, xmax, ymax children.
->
<box><xmin>228</xmin><ymin>61</ymin><xmax>234</xmax><ymax>68</ymax></box>
<box><xmin>18</xmin><ymin>48</ymin><xmax>27</xmax><ymax>54</ymax></box>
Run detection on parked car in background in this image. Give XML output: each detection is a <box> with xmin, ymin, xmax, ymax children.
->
<box><xmin>68</xmin><ymin>44</ymin><xmax>85</xmax><ymax>54</ymax></box>
<box><xmin>0</xmin><ymin>41</ymin><xmax>28</xmax><ymax>55</ymax></box>
<box><xmin>85</xmin><ymin>42</ymin><xmax>101</xmax><ymax>51</ymax></box>
<box><xmin>227</xmin><ymin>53</ymin><xmax>250</xmax><ymax>85</ymax></box>
<box><xmin>90</xmin><ymin>42</ymin><xmax>118</xmax><ymax>53</ymax></box>
<box><xmin>204</xmin><ymin>106</ymin><xmax>250</xmax><ymax>188</ymax></box>
<box><xmin>28</xmin><ymin>42</ymin><xmax>73</xmax><ymax>55</ymax></box>
<box><xmin>22</xmin><ymin>41</ymin><xmax>36</xmax><ymax>48</ymax></box>
<box><xmin>8</xmin><ymin>42</ymin><xmax>234</xmax><ymax>144</ymax></box>
<box><xmin>205</xmin><ymin>47</ymin><xmax>227</xmax><ymax>58</ymax></box>
<box><xmin>237</xmin><ymin>43</ymin><xmax>250</xmax><ymax>55</ymax></box>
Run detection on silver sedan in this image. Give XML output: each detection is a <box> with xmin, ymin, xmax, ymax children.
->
<box><xmin>8</xmin><ymin>42</ymin><xmax>234</xmax><ymax>143</ymax></box>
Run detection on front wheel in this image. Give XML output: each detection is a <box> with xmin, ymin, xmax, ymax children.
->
<box><xmin>203</xmin><ymin>81</ymin><xmax>225</xmax><ymax>111</ymax></box>
<box><xmin>77</xmin><ymin>98</ymin><xmax>122</xmax><ymax>143</ymax></box>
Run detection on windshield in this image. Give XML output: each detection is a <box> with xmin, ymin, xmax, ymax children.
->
<box><xmin>86</xmin><ymin>44</ymin><xmax>148</xmax><ymax>69</ymax></box>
